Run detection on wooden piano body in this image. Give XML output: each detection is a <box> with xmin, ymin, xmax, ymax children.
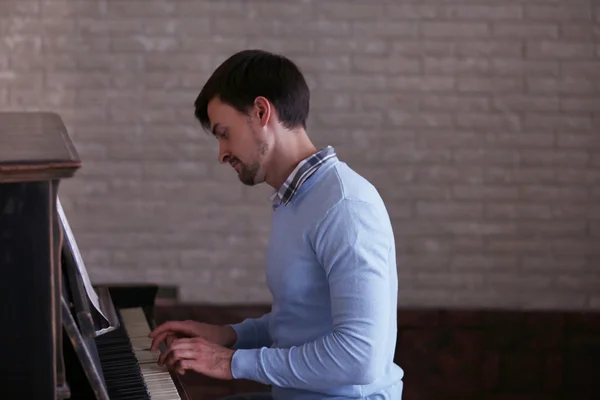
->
<box><xmin>0</xmin><ymin>112</ymin><xmax>190</xmax><ymax>399</ymax></box>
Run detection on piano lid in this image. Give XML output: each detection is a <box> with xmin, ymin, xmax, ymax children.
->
<box><xmin>0</xmin><ymin>112</ymin><xmax>81</xmax><ymax>183</ymax></box>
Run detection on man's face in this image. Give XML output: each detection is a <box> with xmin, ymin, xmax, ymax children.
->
<box><xmin>207</xmin><ymin>96</ymin><xmax>269</xmax><ymax>186</ymax></box>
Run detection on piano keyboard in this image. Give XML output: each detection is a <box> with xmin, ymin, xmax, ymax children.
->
<box><xmin>93</xmin><ymin>307</ymin><xmax>182</xmax><ymax>399</ymax></box>
<box><xmin>120</xmin><ymin>307</ymin><xmax>182</xmax><ymax>400</ymax></box>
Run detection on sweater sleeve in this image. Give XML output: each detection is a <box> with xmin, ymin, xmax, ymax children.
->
<box><xmin>230</xmin><ymin>199</ymin><xmax>394</xmax><ymax>389</ymax></box>
<box><xmin>228</xmin><ymin>312</ymin><xmax>272</xmax><ymax>350</ymax></box>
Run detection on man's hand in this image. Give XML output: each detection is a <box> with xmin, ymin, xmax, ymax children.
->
<box><xmin>148</xmin><ymin>320</ymin><xmax>237</xmax><ymax>350</ymax></box>
<box><xmin>159</xmin><ymin>336</ymin><xmax>235</xmax><ymax>380</ymax></box>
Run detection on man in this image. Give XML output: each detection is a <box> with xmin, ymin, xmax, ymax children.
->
<box><xmin>149</xmin><ymin>49</ymin><xmax>404</xmax><ymax>400</ymax></box>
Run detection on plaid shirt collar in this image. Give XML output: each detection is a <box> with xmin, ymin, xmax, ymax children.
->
<box><xmin>270</xmin><ymin>146</ymin><xmax>336</xmax><ymax>209</ymax></box>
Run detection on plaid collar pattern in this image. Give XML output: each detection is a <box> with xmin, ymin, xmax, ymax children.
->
<box><xmin>271</xmin><ymin>146</ymin><xmax>336</xmax><ymax>209</ymax></box>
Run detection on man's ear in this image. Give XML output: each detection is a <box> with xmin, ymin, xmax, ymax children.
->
<box><xmin>253</xmin><ymin>96</ymin><xmax>271</xmax><ymax>127</ymax></box>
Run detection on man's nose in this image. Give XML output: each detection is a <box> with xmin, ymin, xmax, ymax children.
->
<box><xmin>218</xmin><ymin>146</ymin><xmax>230</xmax><ymax>164</ymax></box>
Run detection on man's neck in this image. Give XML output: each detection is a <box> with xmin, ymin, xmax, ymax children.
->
<box><xmin>265</xmin><ymin>129</ymin><xmax>318</xmax><ymax>190</ymax></box>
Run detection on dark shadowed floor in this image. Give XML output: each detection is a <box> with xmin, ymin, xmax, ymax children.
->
<box><xmin>154</xmin><ymin>304</ymin><xmax>600</xmax><ymax>400</ymax></box>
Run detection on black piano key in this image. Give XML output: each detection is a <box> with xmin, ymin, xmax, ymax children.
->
<box><xmin>105</xmin><ymin>379</ymin><xmax>146</xmax><ymax>386</ymax></box>
<box><xmin>104</xmin><ymin>374</ymin><xmax>142</xmax><ymax>382</ymax></box>
<box><xmin>101</xmin><ymin>359</ymin><xmax>140</xmax><ymax>367</ymax></box>
<box><xmin>103</xmin><ymin>373</ymin><xmax>145</xmax><ymax>382</ymax></box>
<box><xmin>98</xmin><ymin>352</ymin><xmax>140</xmax><ymax>361</ymax></box>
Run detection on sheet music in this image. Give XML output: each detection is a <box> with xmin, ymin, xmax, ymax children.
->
<box><xmin>57</xmin><ymin>198</ymin><xmax>112</xmax><ymax>328</ymax></box>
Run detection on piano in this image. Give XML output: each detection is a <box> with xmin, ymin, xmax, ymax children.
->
<box><xmin>0</xmin><ymin>112</ymin><xmax>190</xmax><ymax>399</ymax></box>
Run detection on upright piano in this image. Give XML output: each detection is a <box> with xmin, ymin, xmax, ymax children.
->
<box><xmin>0</xmin><ymin>112</ymin><xmax>190</xmax><ymax>399</ymax></box>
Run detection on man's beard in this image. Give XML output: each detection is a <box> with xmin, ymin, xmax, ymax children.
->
<box><xmin>234</xmin><ymin>125</ymin><xmax>268</xmax><ymax>186</ymax></box>
<box><xmin>233</xmin><ymin>143</ymin><xmax>267</xmax><ymax>186</ymax></box>
<box><xmin>236</xmin><ymin>158</ymin><xmax>260</xmax><ymax>186</ymax></box>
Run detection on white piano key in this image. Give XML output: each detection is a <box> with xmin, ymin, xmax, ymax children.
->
<box><xmin>120</xmin><ymin>307</ymin><xmax>182</xmax><ymax>400</ymax></box>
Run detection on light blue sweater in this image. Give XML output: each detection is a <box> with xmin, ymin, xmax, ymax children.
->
<box><xmin>229</xmin><ymin>156</ymin><xmax>404</xmax><ymax>399</ymax></box>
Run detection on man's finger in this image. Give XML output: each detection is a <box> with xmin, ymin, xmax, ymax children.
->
<box><xmin>169</xmin><ymin>338</ymin><xmax>194</xmax><ymax>349</ymax></box>
<box><xmin>148</xmin><ymin>321</ymin><xmax>172</xmax><ymax>337</ymax></box>
<box><xmin>165</xmin><ymin>333</ymin><xmax>176</xmax><ymax>346</ymax></box>
<box><xmin>151</xmin><ymin>332</ymin><xmax>182</xmax><ymax>351</ymax></box>
<box><xmin>158</xmin><ymin>348</ymin><xmax>173</xmax><ymax>366</ymax></box>
<box><xmin>150</xmin><ymin>331</ymin><xmax>172</xmax><ymax>351</ymax></box>
<box><xmin>149</xmin><ymin>321</ymin><xmax>193</xmax><ymax>338</ymax></box>
<box><xmin>164</xmin><ymin>348</ymin><xmax>192</xmax><ymax>368</ymax></box>
<box><xmin>176</xmin><ymin>349</ymin><xmax>197</xmax><ymax>359</ymax></box>
<box><xmin>160</xmin><ymin>348</ymin><xmax>176</xmax><ymax>367</ymax></box>
<box><xmin>149</xmin><ymin>321</ymin><xmax>181</xmax><ymax>337</ymax></box>
<box><xmin>162</xmin><ymin>340</ymin><xmax>200</xmax><ymax>367</ymax></box>
<box><xmin>177</xmin><ymin>360</ymin><xmax>191</xmax><ymax>375</ymax></box>
<box><xmin>172</xmin><ymin>349</ymin><xmax>196</xmax><ymax>361</ymax></box>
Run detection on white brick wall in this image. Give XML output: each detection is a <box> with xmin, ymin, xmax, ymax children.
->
<box><xmin>1</xmin><ymin>0</ymin><xmax>599</xmax><ymax>309</ymax></box>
